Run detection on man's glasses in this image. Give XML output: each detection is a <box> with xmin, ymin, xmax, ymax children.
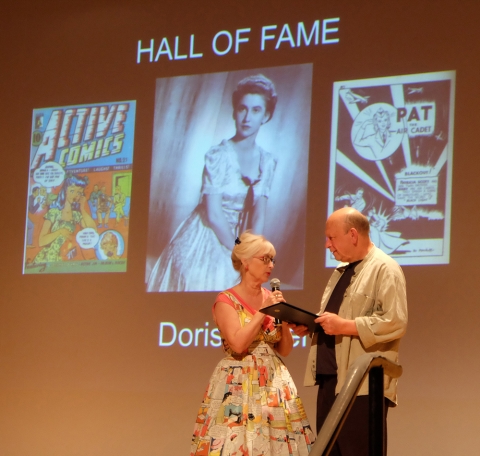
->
<box><xmin>254</xmin><ymin>256</ymin><xmax>276</xmax><ymax>265</ymax></box>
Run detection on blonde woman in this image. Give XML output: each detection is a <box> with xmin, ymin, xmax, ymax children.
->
<box><xmin>190</xmin><ymin>232</ymin><xmax>315</xmax><ymax>456</ymax></box>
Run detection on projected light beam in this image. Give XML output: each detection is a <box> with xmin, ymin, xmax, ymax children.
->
<box><xmin>376</xmin><ymin>160</ymin><xmax>395</xmax><ymax>196</ymax></box>
<box><xmin>431</xmin><ymin>144</ymin><xmax>448</xmax><ymax>176</ymax></box>
<box><xmin>336</xmin><ymin>149</ymin><xmax>395</xmax><ymax>202</ymax></box>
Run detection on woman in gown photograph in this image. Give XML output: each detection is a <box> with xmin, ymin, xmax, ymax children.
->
<box><xmin>190</xmin><ymin>232</ymin><xmax>315</xmax><ymax>455</ymax></box>
<box><xmin>147</xmin><ymin>74</ymin><xmax>278</xmax><ymax>292</ymax></box>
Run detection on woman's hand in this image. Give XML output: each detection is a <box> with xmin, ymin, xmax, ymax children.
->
<box><xmin>275</xmin><ymin>320</ymin><xmax>294</xmax><ymax>357</ymax></box>
<box><xmin>263</xmin><ymin>290</ymin><xmax>293</xmax><ymax>357</ymax></box>
<box><xmin>56</xmin><ymin>228</ymin><xmax>71</xmax><ymax>239</ymax></box>
<box><xmin>78</xmin><ymin>195</ymin><xmax>88</xmax><ymax>212</ymax></box>
<box><xmin>288</xmin><ymin>324</ymin><xmax>310</xmax><ymax>338</ymax></box>
<box><xmin>261</xmin><ymin>290</ymin><xmax>285</xmax><ymax>309</ymax></box>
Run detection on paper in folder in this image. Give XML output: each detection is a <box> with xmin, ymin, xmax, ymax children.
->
<box><xmin>260</xmin><ymin>302</ymin><xmax>318</xmax><ymax>333</ymax></box>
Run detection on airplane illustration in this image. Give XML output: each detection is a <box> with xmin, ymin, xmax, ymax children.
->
<box><xmin>344</xmin><ymin>89</ymin><xmax>370</xmax><ymax>104</ymax></box>
<box><xmin>435</xmin><ymin>131</ymin><xmax>445</xmax><ymax>141</ymax></box>
<box><xmin>407</xmin><ymin>87</ymin><xmax>423</xmax><ymax>94</ymax></box>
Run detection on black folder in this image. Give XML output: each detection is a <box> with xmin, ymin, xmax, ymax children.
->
<box><xmin>260</xmin><ymin>302</ymin><xmax>318</xmax><ymax>334</ymax></box>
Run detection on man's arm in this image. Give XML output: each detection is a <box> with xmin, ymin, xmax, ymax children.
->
<box><xmin>355</xmin><ymin>274</ymin><xmax>407</xmax><ymax>348</ymax></box>
<box><xmin>315</xmin><ymin>265</ymin><xmax>407</xmax><ymax>342</ymax></box>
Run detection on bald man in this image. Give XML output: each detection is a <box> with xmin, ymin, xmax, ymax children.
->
<box><xmin>301</xmin><ymin>208</ymin><xmax>407</xmax><ymax>455</ymax></box>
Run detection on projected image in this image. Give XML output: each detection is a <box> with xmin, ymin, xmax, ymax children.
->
<box><xmin>24</xmin><ymin>101</ymin><xmax>136</xmax><ymax>274</ymax></box>
<box><xmin>327</xmin><ymin>71</ymin><xmax>455</xmax><ymax>266</ymax></box>
<box><xmin>146</xmin><ymin>64</ymin><xmax>312</xmax><ymax>292</ymax></box>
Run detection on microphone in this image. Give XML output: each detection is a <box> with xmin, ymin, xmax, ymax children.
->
<box><xmin>270</xmin><ymin>277</ymin><xmax>281</xmax><ymax>293</ymax></box>
<box><xmin>270</xmin><ymin>278</ymin><xmax>282</xmax><ymax>325</ymax></box>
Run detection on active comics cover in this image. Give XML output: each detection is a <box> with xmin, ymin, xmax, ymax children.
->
<box><xmin>24</xmin><ymin>100</ymin><xmax>136</xmax><ymax>274</ymax></box>
<box><xmin>328</xmin><ymin>71</ymin><xmax>455</xmax><ymax>266</ymax></box>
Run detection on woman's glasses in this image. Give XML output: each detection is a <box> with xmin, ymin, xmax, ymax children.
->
<box><xmin>253</xmin><ymin>256</ymin><xmax>276</xmax><ymax>265</ymax></box>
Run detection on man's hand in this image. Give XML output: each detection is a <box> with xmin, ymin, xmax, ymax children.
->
<box><xmin>316</xmin><ymin>312</ymin><xmax>359</xmax><ymax>336</ymax></box>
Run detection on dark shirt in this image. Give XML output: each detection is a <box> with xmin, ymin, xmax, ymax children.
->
<box><xmin>316</xmin><ymin>260</ymin><xmax>361</xmax><ymax>376</ymax></box>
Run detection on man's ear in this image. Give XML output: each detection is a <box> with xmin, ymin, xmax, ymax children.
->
<box><xmin>349</xmin><ymin>227</ymin><xmax>359</xmax><ymax>245</ymax></box>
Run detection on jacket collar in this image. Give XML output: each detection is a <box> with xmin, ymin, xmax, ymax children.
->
<box><xmin>335</xmin><ymin>243</ymin><xmax>376</xmax><ymax>275</ymax></box>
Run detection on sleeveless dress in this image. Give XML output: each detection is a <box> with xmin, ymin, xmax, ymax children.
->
<box><xmin>190</xmin><ymin>289</ymin><xmax>315</xmax><ymax>455</ymax></box>
<box><xmin>147</xmin><ymin>140</ymin><xmax>276</xmax><ymax>292</ymax></box>
<box><xmin>33</xmin><ymin>208</ymin><xmax>83</xmax><ymax>263</ymax></box>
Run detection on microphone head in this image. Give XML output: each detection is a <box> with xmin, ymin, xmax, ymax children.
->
<box><xmin>270</xmin><ymin>277</ymin><xmax>281</xmax><ymax>289</ymax></box>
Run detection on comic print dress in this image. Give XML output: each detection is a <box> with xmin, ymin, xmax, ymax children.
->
<box><xmin>190</xmin><ymin>289</ymin><xmax>315</xmax><ymax>456</ymax></box>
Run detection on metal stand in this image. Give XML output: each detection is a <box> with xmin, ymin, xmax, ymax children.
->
<box><xmin>310</xmin><ymin>354</ymin><xmax>401</xmax><ymax>456</ymax></box>
<box><xmin>369</xmin><ymin>366</ymin><xmax>385</xmax><ymax>456</ymax></box>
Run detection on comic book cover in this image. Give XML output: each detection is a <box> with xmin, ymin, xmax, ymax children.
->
<box><xmin>24</xmin><ymin>100</ymin><xmax>136</xmax><ymax>274</ymax></box>
<box><xmin>328</xmin><ymin>71</ymin><xmax>455</xmax><ymax>266</ymax></box>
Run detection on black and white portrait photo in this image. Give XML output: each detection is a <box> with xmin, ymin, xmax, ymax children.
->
<box><xmin>145</xmin><ymin>64</ymin><xmax>313</xmax><ymax>292</ymax></box>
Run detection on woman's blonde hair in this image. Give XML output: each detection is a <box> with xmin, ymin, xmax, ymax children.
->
<box><xmin>231</xmin><ymin>231</ymin><xmax>275</xmax><ymax>278</ymax></box>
